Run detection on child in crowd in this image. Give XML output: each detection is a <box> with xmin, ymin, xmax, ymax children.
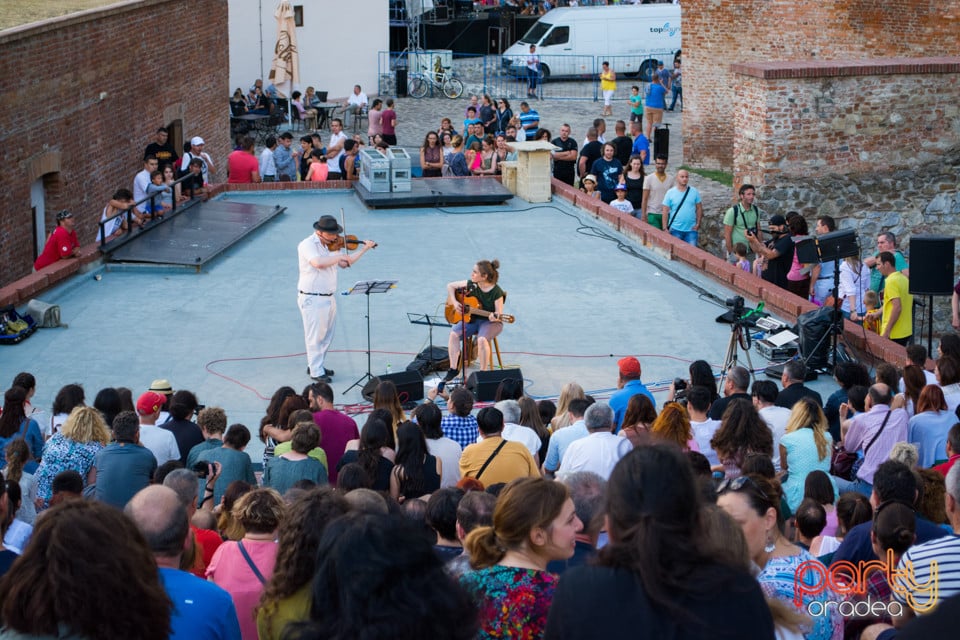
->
<box><xmin>628</xmin><ymin>85</ymin><xmax>643</xmax><ymax>123</ymax></box>
<box><xmin>508</xmin><ymin>116</ymin><xmax>526</xmax><ymax>142</ymax></box>
<box><xmin>463</xmin><ymin>107</ymin><xmax>481</xmax><ymax>135</ymax></box>
<box><xmin>306</xmin><ymin>150</ymin><xmax>329</xmax><ymax>182</ymax></box>
<box><xmin>610</xmin><ymin>184</ymin><xmax>634</xmax><ymax>213</ymax></box>
<box><xmin>182</xmin><ymin>157</ymin><xmax>207</xmax><ymax>200</ymax></box>
<box><xmin>580</xmin><ymin>174</ymin><xmax>600</xmax><ymax>199</ymax></box>
<box><xmin>734</xmin><ymin>242</ymin><xmax>751</xmax><ymax>272</ymax></box>
<box><xmin>467</xmin><ymin>141</ymin><xmax>482</xmax><ymax>173</ymax></box>
<box><xmin>863</xmin><ymin>290</ymin><xmax>880</xmax><ymax>333</ymax></box>
<box><xmin>753</xmin><ymin>252</ymin><xmax>765</xmax><ymax>278</ymax></box>
<box><xmin>145</xmin><ymin>170</ymin><xmax>172</xmax><ymax>218</ymax></box>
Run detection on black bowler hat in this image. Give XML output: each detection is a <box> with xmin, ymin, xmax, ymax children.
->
<box><xmin>313</xmin><ymin>215</ymin><xmax>342</xmax><ymax>233</ymax></box>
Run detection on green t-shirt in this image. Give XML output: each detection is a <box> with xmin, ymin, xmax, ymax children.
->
<box><xmin>466</xmin><ymin>282</ymin><xmax>504</xmax><ymax>318</ymax></box>
<box><xmin>629</xmin><ymin>93</ymin><xmax>643</xmax><ymax>115</ymax></box>
<box><xmin>722</xmin><ymin>203</ymin><xmax>761</xmax><ymax>252</ymax></box>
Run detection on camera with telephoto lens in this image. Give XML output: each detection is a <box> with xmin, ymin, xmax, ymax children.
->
<box><xmin>725</xmin><ymin>295</ymin><xmax>745</xmax><ymax>318</ymax></box>
<box><xmin>673</xmin><ymin>378</ymin><xmax>688</xmax><ymax>403</ymax></box>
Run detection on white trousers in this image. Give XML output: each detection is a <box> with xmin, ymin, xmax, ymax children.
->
<box><xmin>299</xmin><ymin>293</ymin><xmax>337</xmax><ymax>376</ymax></box>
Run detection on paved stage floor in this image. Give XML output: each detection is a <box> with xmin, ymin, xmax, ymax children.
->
<box><xmin>4</xmin><ymin>188</ymin><xmax>840</xmax><ymax>461</ymax></box>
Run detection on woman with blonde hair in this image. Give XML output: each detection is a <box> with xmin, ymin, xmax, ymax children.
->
<box><xmin>779</xmin><ymin>397</ymin><xmax>834</xmax><ymax>513</ymax></box>
<box><xmin>650</xmin><ymin>402</ymin><xmax>697</xmax><ymax>451</ymax></box>
<box><xmin>550</xmin><ymin>382</ymin><xmax>585</xmax><ymax>432</ymax></box>
<box><xmin>33</xmin><ymin>405</ymin><xmax>110</xmax><ymax>509</ymax></box>
<box><xmin>460</xmin><ymin>477</ymin><xmax>580</xmax><ymax>638</ymax></box>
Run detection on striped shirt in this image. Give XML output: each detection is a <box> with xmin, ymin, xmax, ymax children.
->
<box><xmin>893</xmin><ymin>534</ymin><xmax>960</xmax><ymax>614</ymax></box>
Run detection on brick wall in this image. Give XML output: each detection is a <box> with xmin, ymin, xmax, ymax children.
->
<box><xmin>682</xmin><ymin>0</ymin><xmax>960</xmax><ymax>170</ymax></box>
<box><xmin>0</xmin><ymin>0</ymin><xmax>229</xmax><ymax>285</ymax></box>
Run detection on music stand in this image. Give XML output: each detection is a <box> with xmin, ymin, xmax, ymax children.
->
<box><xmin>804</xmin><ymin>230</ymin><xmax>860</xmax><ymax>373</ymax></box>
<box><xmin>343</xmin><ymin>279</ymin><xmax>397</xmax><ymax>395</ymax></box>
<box><xmin>407</xmin><ymin>312</ymin><xmax>452</xmax><ymax>370</ymax></box>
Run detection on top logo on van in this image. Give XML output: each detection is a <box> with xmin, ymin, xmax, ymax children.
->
<box><xmin>650</xmin><ymin>22</ymin><xmax>680</xmax><ymax>37</ymax></box>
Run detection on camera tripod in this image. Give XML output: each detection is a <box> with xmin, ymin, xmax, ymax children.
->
<box><xmin>720</xmin><ymin>312</ymin><xmax>755</xmax><ymax>389</ymax></box>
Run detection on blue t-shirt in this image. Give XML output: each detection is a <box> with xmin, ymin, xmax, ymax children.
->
<box><xmin>662</xmin><ymin>185</ymin><xmax>702</xmax><ymax>232</ymax></box>
<box><xmin>609</xmin><ymin>380</ymin><xmax>656</xmax><ymax>430</ymax></box>
<box><xmin>645</xmin><ymin>83</ymin><xmax>667</xmax><ymax>109</ymax></box>
<box><xmin>631</xmin><ymin>134</ymin><xmax>650</xmax><ymax>165</ymax></box>
<box><xmin>93</xmin><ymin>443</ymin><xmax>158</xmax><ymax>509</ymax></box>
<box><xmin>0</xmin><ymin>419</ymin><xmax>43</xmax><ymax>474</ymax></box>
<box><xmin>543</xmin><ymin>421</ymin><xmax>589</xmax><ymax>473</ymax></box>
<box><xmin>159</xmin><ymin>567</ymin><xmax>241</xmax><ymax>640</ymax></box>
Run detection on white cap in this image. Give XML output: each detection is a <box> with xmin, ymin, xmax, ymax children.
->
<box><xmin>190</xmin><ymin>136</ymin><xmax>205</xmax><ymax>146</ymax></box>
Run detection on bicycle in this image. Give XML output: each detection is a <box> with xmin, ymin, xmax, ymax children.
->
<box><xmin>408</xmin><ymin>65</ymin><xmax>464</xmax><ymax>99</ymax></box>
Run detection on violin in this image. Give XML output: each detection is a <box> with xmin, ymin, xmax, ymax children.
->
<box><xmin>322</xmin><ymin>234</ymin><xmax>377</xmax><ymax>251</ymax></box>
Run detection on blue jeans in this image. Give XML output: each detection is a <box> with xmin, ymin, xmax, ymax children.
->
<box><xmin>669</xmin><ymin>229</ymin><xmax>698</xmax><ymax>246</ymax></box>
<box><xmin>834</xmin><ymin>474</ymin><xmax>872</xmax><ymax>497</ymax></box>
<box><xmin>669</xmin><ymin>86</ymin><xmax>682</xmax><ymax>110</ymax></box>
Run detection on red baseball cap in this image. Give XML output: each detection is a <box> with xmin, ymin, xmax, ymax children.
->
<box><xmin>137</xmin><ymin>391</ymin><xmax>166</xmax><ymax>415</ymax></box>
<box><xmin>617</xmin><ymin>357</ymin><xmax>641</xmax><ymax>377</ymax></box>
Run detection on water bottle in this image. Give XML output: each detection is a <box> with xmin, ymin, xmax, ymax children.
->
<box><xmin>386</xmin><ymin>363</ymin><xmax>392</xmax><ymax>376</ymax></box>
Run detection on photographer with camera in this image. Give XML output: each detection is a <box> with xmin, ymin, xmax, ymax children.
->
<box><xmin>723</xmin><ymin>184</ymin><xmax>763</xmax><ymax>263</ymax></box>
<box><xmin>748</xmin><ymin>213</ymin><xmax>793</xmax><ymax>290</ymax></box>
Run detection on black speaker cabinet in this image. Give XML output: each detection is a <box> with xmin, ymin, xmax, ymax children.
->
<box><xmin>466</xmin><ymin>368</ymin><xmax>524</xmax><ymax>402</ymax></box>
<box><xmin>909</xmin><ymin>236</ymin><xmax>955</xmax><ymax>296</ymax></box>
<box><xmin>361</xmin><ymin>370</ymin><xmax>424</xmax><ymax>403</ymax></box>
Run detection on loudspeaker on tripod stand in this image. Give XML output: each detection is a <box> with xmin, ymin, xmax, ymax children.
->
<box><xmin>909</xmin><ymin>236</ymin><xmax>955</xmax><ymax>296</ymax></box>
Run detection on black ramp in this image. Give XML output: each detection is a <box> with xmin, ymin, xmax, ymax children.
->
<box><xmin>108</xmin><ymin>200</ymin><xmax>285</xmax><ymax>267</ymax></box>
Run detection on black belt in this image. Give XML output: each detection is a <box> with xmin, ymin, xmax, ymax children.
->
<box><xmin>299</xmin><ymin>291</ymin><xmax>333</xmax><ymax>296</ymax></box>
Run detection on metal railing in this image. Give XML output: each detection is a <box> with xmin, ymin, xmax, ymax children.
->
<box><xmin>378</xmin><ymin>50</ymin><xmax>675</xmax><ymax>102</ymax></box>
<box><xmin>97</xmin><ymin>172</ymin><xmax>198</xmax><ymax>252</ymax></box>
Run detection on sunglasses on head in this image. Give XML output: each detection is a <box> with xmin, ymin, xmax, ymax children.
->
<box><xmin>716</xmin><ymin>474</ymin><xmax>769</xmax><ymax>503</ymax></box>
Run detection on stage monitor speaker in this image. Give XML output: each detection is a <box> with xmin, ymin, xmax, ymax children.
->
<box><xmin>466</xmin><ymin>368</ymin><xmax>523</xmax><ymax>402</ymax></box>
<box><xmin>361</xmin><ymin>370</ymin><xmax>424</xmax><ymax>403</ymax></box>
<box><xmin>909</xmin><ymin>236</ymin><xmax>955</xmax><ymax>296</ymax></box>
<box><xmin>816</xmin><ymin>229</ymin><xmax>860</xmax><ymax>262</ymax></box>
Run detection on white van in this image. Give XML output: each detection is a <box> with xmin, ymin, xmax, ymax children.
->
<box><xmin>502</xmin><ymin>5</ymin><xmax>681</xmax><ymax>81</ymax></box>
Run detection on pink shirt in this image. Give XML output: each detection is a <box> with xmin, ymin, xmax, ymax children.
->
<box><xmin>207</xmin><ymin>539</ymin><xmax>278</xmax><ymax>640</ymax></box>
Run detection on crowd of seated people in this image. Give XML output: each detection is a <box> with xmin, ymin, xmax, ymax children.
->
<box><xmin>1</xmin><ymin>333</ymin><xmax>959</xmax><ymax>638</ymax></box>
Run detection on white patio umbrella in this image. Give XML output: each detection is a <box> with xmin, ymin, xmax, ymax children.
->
<box><xmin>268</xmin><ymin>0</ymin><xmax>300</xmax><ymax>123</ymax></box>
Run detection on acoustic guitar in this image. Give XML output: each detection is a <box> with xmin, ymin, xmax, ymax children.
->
<box><xmin>445</xmin><ymin>294</ymin><xmax>515</xmax><ymax>325</ymax></box>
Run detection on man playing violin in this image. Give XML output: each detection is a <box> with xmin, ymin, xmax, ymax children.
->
<box><xmin>298</xmin><ymin>215</ymin><xmax>376</xmax><ymax>382</ymax></box>
<box><xmin>444</xmin><ymin>259</ymin><xmax>505</xmax><ymax>381</ymax></box>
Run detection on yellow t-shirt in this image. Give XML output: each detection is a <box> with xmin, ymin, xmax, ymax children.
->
<box><xmin>880</xmin><ymin>271</ymin><xmax>913</xmax><ymax>339</ymax></box>
<box><xmin>459</xmin><ymin>436</ymin><xmax>539</xmax><ymax>486</ymax></box>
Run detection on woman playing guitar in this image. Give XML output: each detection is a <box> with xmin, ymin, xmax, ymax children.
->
<box><xmin>444</xmin><ymin>259</ymin><xmax>505</xmax><ymax>381</ymax></box>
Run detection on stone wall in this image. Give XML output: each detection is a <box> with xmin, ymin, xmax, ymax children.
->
<box><xmin>0</xmin><ymin>0</ymin><xmax>229</xmax><ymax>285</ymax></box>
<box><xmin>682</xmin><ymin>0</ymin><xmax>960</xmax><ymax>171</ymax></box>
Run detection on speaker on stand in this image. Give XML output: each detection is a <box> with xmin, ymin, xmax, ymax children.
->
<box><xmin>466</xmin><ymin>369</ymin><xmax>524</xmax><ymax>402</ymax></box>
<box><xmin>909</xmin><ymin>236</ymin><xmax>956</xmax><ymax>355</ymax></box>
